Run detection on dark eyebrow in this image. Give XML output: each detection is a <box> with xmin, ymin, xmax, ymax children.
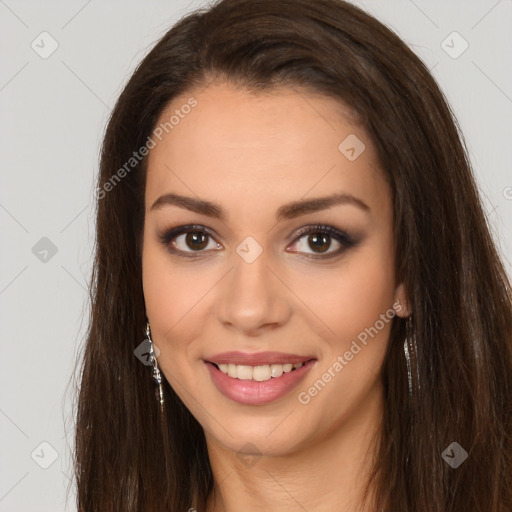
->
<box><xmin>150</xmin><ymin>192</ymin><xmax>370</xmax><ymax>221</ymax></box>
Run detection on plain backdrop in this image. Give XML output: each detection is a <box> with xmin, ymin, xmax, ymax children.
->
<box><xmin>0</xmin><ymin>1</ymin><xmax>511</xmax><ymax>510</ymax></box>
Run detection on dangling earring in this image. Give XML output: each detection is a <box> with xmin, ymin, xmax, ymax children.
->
<box><xmin>146</xmin><ymin>320</ymin><xmax>165</xmax><ymax>410</ymax></box>
<box><xmin>403</xmin><ymin>315</ymin><xmax>420</xmax><ymax>423</ymax></box>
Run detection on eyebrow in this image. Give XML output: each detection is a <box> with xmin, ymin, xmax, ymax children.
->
<box><xmin>150</xmin><ymin>192</ymin><xmax>370</xmax><ymax>221</ymax></box>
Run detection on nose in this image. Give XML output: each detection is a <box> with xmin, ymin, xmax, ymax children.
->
<box><xmin>216</xmin><ymin>248</ymin><xmax>292</xmax><ymax>337</ymax></box>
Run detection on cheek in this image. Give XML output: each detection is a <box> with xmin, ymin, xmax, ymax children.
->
<box><xmin>142</xmin><ymin>243</ymin><xmax>174</xmax><ymax>326</ymax></box>
<box><xmin>293</xmin><ymin>247</ymin><xmax>396</xmax><ymax>350</ymax></box>
<box><xmin>142</xmin><ymin>231</ymin><xmax>203</xmax><ymax>326</ymax></box>
<box><xmin>142</xmin><ymin>236</ymin><xmax>186</xmax><ymax>349</ymax></box>
<box><xmin>142</xmin><ymin>240</ymin><xmax>216</xmax><ymax>373</ymax></box>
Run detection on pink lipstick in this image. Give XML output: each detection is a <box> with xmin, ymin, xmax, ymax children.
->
<box><xmin>204</xmin><ymin>351</ymin><xmax>317</xmax><ymax>405</ymax></box>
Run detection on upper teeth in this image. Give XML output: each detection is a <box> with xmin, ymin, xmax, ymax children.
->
<box><xmin>216</xmin><ymin>362</ymin><xmax>304</xmax><ymax>381</ymax></box>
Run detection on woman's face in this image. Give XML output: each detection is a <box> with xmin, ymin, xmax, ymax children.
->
<box><xmin>142</xmin><ymin>81</ymin><xmax>408</xmax><ymax>456</ymax></box>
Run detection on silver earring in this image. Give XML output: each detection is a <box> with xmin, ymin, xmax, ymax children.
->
<box><xmin>146</xmin><ymin>321</ymin><xmax>164</xmax><ymax>409</ymax></box>
<box><xmin>403</xmin><ymin>315</ymin><xmax>420</xmax><ymax>421</ymax></box>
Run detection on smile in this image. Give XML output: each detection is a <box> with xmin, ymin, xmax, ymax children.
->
<box><xmin>204</xmin><ymin>352</ymin><xmax>317</xmax><ymax>405</ymax></box>
<box><xmin>211</xmin><ymin>362</ymin><xmax>304</xmax><ymax>381</ymax></box>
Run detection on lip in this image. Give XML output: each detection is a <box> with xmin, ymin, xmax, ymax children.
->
<box><xmin>205</xmin><ymin>351</ymin><xmax>315</xmax><ymax>366</ymax></box>
<box><xmin>204</xmin><ymin>355</ymin><xmax>317</xmax><ymax>405</ymax></box>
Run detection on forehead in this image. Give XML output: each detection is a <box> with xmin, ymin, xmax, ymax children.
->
<box><xmin>144</xmin><ymin>81</ymin><xmax>388</xmax><ymax>220</ymax></box>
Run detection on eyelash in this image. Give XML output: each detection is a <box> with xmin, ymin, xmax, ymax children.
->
<box><xmin>157</xmin><ymin>224</ymin><xmax>357</xmax><ymax>260</ymax></box>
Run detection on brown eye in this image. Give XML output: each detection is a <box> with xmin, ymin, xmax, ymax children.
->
<box><xmin>158</xmin><ymin>225</ymin><xmax>222</xmax><ymax>257</ymax></box>
<box><xmin>184</xmin><ymin>232</ymin><xmax>209</xmax><ymax>251</ymax></box>
<box><xmin>288</xmin><ymin>224</ymin><xmax>357</xmax><ymax>259</ymax></box>
<box><xmin>307</xmin><ymin>233</ymin><xmax>332</xmax><ymax>253</ymax></box>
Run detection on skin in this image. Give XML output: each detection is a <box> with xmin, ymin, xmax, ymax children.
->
<box><xmin>142</xmin><ymin>80</ymin><xmax>410</xmax><ymax>512</ymax></box>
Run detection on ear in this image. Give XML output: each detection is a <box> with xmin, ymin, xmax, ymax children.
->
<box><xmin>392</xmin><ymin>282</ymin><xmax>412</xmax><ymax>318</ymax></box>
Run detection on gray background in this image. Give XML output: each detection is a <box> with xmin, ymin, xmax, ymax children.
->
<box><xmin>1</xmin><ymin>0</ymin><xmax>511</xmax><ymax>510</ymax></box>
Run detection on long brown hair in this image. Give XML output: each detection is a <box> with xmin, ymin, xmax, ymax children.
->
<box><xmin>71</xmin><ymin>0</ymin><xmax>512</xmax><ymax>510</ymax></box>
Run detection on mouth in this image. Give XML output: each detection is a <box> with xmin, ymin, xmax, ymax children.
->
<box><xmin>206</xmin><ymin>360</ymin><xmax>312</xmax><ymax>382</ymax></box>
<box><xmin>204</xmin><ymin>352</ymin><xmax>317</xmax><ymax>405</ymax></box>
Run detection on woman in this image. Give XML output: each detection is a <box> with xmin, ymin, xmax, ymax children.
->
<box><xmin>72</xmin><ymin>0</ymin><xmax>512</xmax><ymax>510</ymax></box>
